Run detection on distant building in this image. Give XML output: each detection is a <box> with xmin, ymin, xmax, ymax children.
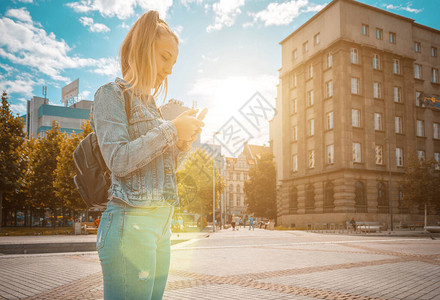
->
<box><xmin>22</xmin><ymin>96</ymin><xmax>92</xmax><ymax>137</ymax></box>
<box><xmin>223</xmin><ymin>143</ymin><xmax>272</xmax><ymax>218</ymax></box>
<box><xmin>271</xmin><ymin>0</ymin><xmax>440</xmax><ymax>228</ymax></box>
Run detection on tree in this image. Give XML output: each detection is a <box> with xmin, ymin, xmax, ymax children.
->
<box><xmin>54</xmin><ymin>120</ymin><xmax>92</xmax><ymax>222</ymax></box>
<box><xmin>176</xmin><ymin>149</ymin><xmax>224</xmax><ymax>224</ymax></box>
<box><xmin>0</xmin><ymin>91</ymin><xmax>26</xmax><ymax>230</ymax></box>
<box><xmin>244</xmin><ymin>153</ymin><xmax>277</xmax><ymax>219</ymax></box>
<box><xmin>27</xmin><ymin>121</ymin><xmax>64</xmax><ymax>227</ymax></box>
<box><xmin>401</xmin><ymin>155</ymin><xmax>440</xmax><ymax>225</ymax></box>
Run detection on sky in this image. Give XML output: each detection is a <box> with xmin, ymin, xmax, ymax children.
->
<box><xmin>1</xmin><ymin>0</ymin><xmax>439</xmax><ymax>151</ymax></box>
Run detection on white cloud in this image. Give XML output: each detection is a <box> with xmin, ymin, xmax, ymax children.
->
<box><xmin>10</xmin><ymin>98</ymin><xmax>28</xmax><ymax>115</ymax></box>
<box><xmin>67</xmin><ymin>0</ymin><xmax>173</xmax><ymax>20</ymax></box>
<box><xmin>384</xmin><ymin>3</ymin><xmax>423</xmax><ymax>14</ymax></box>
<box><xmin>248</xmin><ymin>0</ymin><xmax>327</xmax><ymax>27</ymax></box>
<box><xmin>92</xmin><ymin>57</ymin><xmax>121</xmax><ymax>77</ymax></box>
<box><xmin>180</xmin><ymin>0</ymin><xmax>204</xmax><ymax>7</ymax></box>
<box><xmin>0</xmin><ymin>8</ymin><xmax>118</xmax><ymax>83</ymax></box>
<box><xmin>173</xmin><ymin>25</ymin><xmax>184</xmax><ymax>43</ymax></box>
<box><xmin>206</xmin><ymin>0</ymin><xmax>245</xmax><ymax>32</ymax></box>
<box><xmin>5</xmin><ymin>7</ymin><xmax>33</xmax><ymax>23</ymax></box>
<box><xmin>187</xmin><ymin>74</ymin><xmax>277</xmax><ymax>150</ymax></box>
<box><xmin>17</xmin><ymin>0</ymin><xmax>34</xmax><ymax>3</ymax></box>
<box><xmin>79</xmin><ymin>16</ymin><xmax>110</xmax><ymax>33</ymax></box>
<box><xmin>119</xmin><ymin>21</ymin><xmax>130</xmax><ymax>29</ymax></box>
<box><xmin>78</xmin><ymin>90</ymin><xmax>91</xmax><ymax>99</ymax></box>
<box><xmin>0</xmin><ymin>77</ymin><xmax>38</xmax><ymax>98</ymax></box>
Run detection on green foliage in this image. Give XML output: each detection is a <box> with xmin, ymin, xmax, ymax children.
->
<box><xmin>401</xmin><ymin>155</ymin><xmax>440</xmax><ymax>209</ymax></box>
<box><xmin>27</xmin><ymin>121</ymin><xmax>65</xmax><ymax>212</ymax></box>
<box><xmin>177</xmin><ymin>149</ymin><xmax>224</xmax><ymax>215</ymax></box>
<box><xmin>54</xmin><ymin>120</ymin><xmax>92</xmax><ymax>210</ymax></box>
<box><xmin>244</xmin><ymin>153</ymin><xmax>277</xmax><ymax>219</ymax></box>
<box><xmin>0</xmin><ymin>91</ymin><xmax>26</xmax><ymax>194</ymax></box>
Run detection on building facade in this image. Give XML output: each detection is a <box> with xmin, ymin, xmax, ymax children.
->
<box><xmin>22</xmin><ymin>96</ymin><xmax>92</xmax><ymax>137</ymax></box>
<box><xmin>271</xmin><ymin>0</ymin><xmax>440</xmax><ymax>228</ymax></box>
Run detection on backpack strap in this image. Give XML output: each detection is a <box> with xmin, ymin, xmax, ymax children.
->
<box><xmin>118</xmin><ymin>83</ymin><xmax>131</xmax><ymax>123</ymax></box>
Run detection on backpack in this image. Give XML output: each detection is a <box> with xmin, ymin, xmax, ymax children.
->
<box><xmin>73</xmin><ymin>84</ymin><xmax>130</xmax><ymax>207</ymax></box>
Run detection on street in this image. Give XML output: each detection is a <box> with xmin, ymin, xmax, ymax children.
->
<box><xmin>0</xmin><ymin>229</ymin><xmax>439</xmax><ymax>299</ymax></box>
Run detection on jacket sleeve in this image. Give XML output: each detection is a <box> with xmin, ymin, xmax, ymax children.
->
<box><xmin>172</xmin><ymin>143</ymin><xmax>190</xmax><ymax>170</ymax></box>
<box><xmin>93</xmin><ymin>83</ymin><xmax>178</xmax><ymax>177</ymax></box>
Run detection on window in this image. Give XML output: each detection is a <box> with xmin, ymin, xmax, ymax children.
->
<box><xmin>376</xmin><ymin>28</ymin><xmax>383</xmax><ymax>40</ymax></box>
<box><xmin>352</xmin><ymin>109</ymin><xmax>360</xmax><ymax>127</ymax></box>
<box><xmin>292</xmin><ymin>126</ymin><xmax>298</xmax><ymax>141</ymax></box>
<box><xmin>308</xmin><ymin>150</ymin><xmax>315</xmax><ymax>168</ymax></box>
<box><xmin>432</xmin><ymin>47</ymin><xmax>438</xmax><ymax>57</ymax></box>
<box><xmin>414</xmin><ymin>42</ymin><xmax>421</xmax><ymax>53</ymax></box>
<box><xmin>291</xmin><ymin>99</ymin><xmax>297</xmax><ymax>113</ymax></box>
<box><xmin>414</xmin><ymin>64</ymin><xmax>422</xmax><ymax>79</ymax></box>
<box><xmin>432</xmin><ymin>68</ymin><xmax>439</xmax><ymax>83</ymax></box>
<box><xmin>393</xmin><ymin>87</ymin><xmax>402</xmax><ymax>103</ymax></box>
<box><xmin>435</xmin><ymin>153</ymin><xmax>440</xmax><ymax>170</ymax></box>
<box><xmin>307</xmin><ymin>90</ymin><xmax>314</xmax><ymax>106</ymax></box>
<box><xmin>305</xmin><ymin>184</ymin><xmax>315</xmax><ymax>209</ymax></box>
<box><xmin>375</xmin><ymin>145</ymin><xmax>383</xmax><ymax>165</ymax></box>
<box><xmin>393</xmin><ymin>59</ymin><xmax>400</xmax><ymax>74</ymax></box>
<box><xmin>395</xmin><ymin>116</ymin><xmax>403</xmax><ymax>134</ymax></box>
<box><xmin>434</xmin><ymin>123</ymin><xmax>439</xmax><ymax>139</ymax></box>
<box><xmin>327</xmin><ymin>52</ymin><xmax>333</xmax><ymax>68</ymax></box>
<box><xmin>416</xmin><ymin>120</ymin><xmax>424</xmax><ymax>137</ymax></box>
<box><xmin>326</xmin><ymin>111</ymin><xmax>334</xmax><ymax>130</ymax></box>
<box><xmin>377</xmin><ymin>182</ymin><xmax>388</xmax><ymax>208</ymax></box>
<box><xmin>325</xmin><ymin>80</ymin><xmax>333</xmax><ymax>98</ymax></box>
<box><xmin>374</xmin><ymin>113</ymin><xmax>382</xmax><ymax>131</ymax></box>
<box><xmin>389</xmin><ymin>32</ymin><xmax>396</xmax><ymax>44</ymax></box>
<box><xmin>292</xmin><ymin>155</ymin><xmax>298</xmax><ymax>172</ymax></box>
<box><xmin>372</xmin><ymin>54</ymin><xmax>380</xmax><ymax>70</ymax></box>
<box><xmin>308</xmin><ymin>64</ymin><xmax>314</xmax><ymax>79</ymax></box>
<box><xmin>314</xmin><ymin>33</ymin><xmax>320</xmax><ymax>45</ymax></box>
<box><xmin>362</xmin><ymin>24</ymin><xmax>369</xmax><ymax>36</ymax></box>
<box><xmin>352</xmin><ymin>143</ymin><xmax>361</xmax><ymax>162</ymax></box>
<box><xmin>308</xmin><ymin>119</ymin><xmax>315</xmax><ymax>136</ymax></box>
<box><xmin>373</xmin><ymin>82</ymin><xmax>382</xmax><ymax>99</ymax></box>
<box><xmin>396</xmin><ymin>148</ymin><xmax>404</xmax><ymax>166</ymax></box>
<box><xmin>327</xmin><ymin>144</ymin><xmax>334</xmax><ymax>164</ymax></box>
<box><xmin>293</xmin><ymin>49</ymin><xmax>298</xmax><ymax>60</ymax></box>
<box><xmin>351</xmin><ymin>77</ymin><xmax>359</xmax><ymax>94</ymax></box>
<box><xmin>303</xmin><ymin>41</ymin><xmax>309</xmax><ymax>53</ymax></box>
<box><xmin>418</xmin><ymin>150</ymin><xmax>425</xmax><ymax>161</ymax></box>
<box><xmin>415</xmin><ymin>91</ymin><xmax>424</xmax><ymax>107</ymax></box>
<box><xmin>355</xmin><ymin>181</ymin><xmax>367</xmax><ymax>211</ymax></box>
<box><xmin>350</xmin><ymin>48</ymin><xmax>358</xmax><ymax>64</ymax></box>
<box><xmin>289</xmin><ymin>187</ymin><xmax>298</xmax><ymax>212</ymax></box>
<box><xmin>324</xmin><ymin>182</ymin><xmax>335</xmax><ymax>209</ymax></box>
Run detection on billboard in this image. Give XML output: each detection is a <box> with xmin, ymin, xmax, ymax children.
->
<box><xmin>62</xmin><ymin>79</ymin><xmax>79</xmax><ymax>105</ymax></box>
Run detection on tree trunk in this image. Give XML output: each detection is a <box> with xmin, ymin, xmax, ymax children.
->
<box><xmin>424</xmin><ymin>202</ymin><xmax>427</xmax><ymax>231</ymax></box>
<box><xmin>30</xmin><ymin>208</ymin><xmax>33</xmax><ymax>228</ymax></box>
<box><xmin>14</xmin><ymin>210</ymin><xmax>17</xmax><ymax>227</ymax></box>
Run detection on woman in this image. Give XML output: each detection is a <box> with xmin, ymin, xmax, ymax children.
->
<box><xmin>93</xmin><ymin>11</ymin><xmax>204</xmax><ymax>299</ymax></box>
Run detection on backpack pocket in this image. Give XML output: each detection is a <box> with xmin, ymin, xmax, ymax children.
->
<box><xmin>96</xmin><ymin>212</ymin><xmax>113</xmax><ymax>251</ymax></box>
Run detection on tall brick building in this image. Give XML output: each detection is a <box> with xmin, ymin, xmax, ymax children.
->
<box><xmin>271</xmin><ymin>0</ymin><xmax>440</xmax><ymax>227</ymax></box>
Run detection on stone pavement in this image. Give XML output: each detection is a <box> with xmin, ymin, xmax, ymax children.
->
<box><xmin>0</xmin><ymin>229</ymin><xmax>439</xmax><ymax>299</ymax></box>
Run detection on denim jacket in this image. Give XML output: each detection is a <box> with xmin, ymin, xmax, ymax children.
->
<box><xmin>91</xmin><ymin>78</ymin><xmax>188</xmax><ymax>207</ymax></box>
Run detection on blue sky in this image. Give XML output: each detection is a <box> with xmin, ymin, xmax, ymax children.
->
<box><xmin>0</xmin><ymin>0</ymin><xmax>438</xmax><ymax>146</ymax></box>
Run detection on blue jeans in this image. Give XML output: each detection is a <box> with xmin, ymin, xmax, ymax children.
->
<box><xmin>97</xmin><ymin>201</ymin><xmax>174</xmax><ymax>300</ymax></box>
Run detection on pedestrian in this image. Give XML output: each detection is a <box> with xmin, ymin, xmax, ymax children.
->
<box><xmin>231</xmin><ymin>214</ymin><xmax>236</xmax><ymax>231</ymax></box>
<box><xmin>243</xmin><ymin>215</ymin><xmax>248</xmax><ymax>228</ymax></box>
<box><xmin>349</xmin><ymin>217</ymin><xmax>357</xmax><ymax>231</ymax></box>
<box><xmin>235</xmin><ymin>216</ymin><xmax>241</xmax><ymax>231</ymax></box>
<box><xmin>249</xmin><ymin>215</ymin><xmax>254</xmax><ymax>231</ymax></box>
<box><xmin>93</xmin><ymin>11</ymin><xmax>204</xmax><ymax>300</ymax></box>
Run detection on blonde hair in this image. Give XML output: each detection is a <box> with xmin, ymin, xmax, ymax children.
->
<box><xmin>120</xmin><ymin>11</ymin><xmax>178</xmax><ymax>103</ymax></box>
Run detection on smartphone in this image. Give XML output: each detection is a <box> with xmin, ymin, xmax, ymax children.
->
<box><xmin>196</xmin><ymin>108</ymin><xmax>208</xmax><ymax>120</ymax></box>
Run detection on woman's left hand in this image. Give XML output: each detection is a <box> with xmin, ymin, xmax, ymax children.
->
<box><xmin>176</xmin><ymin>128</ymin><xmax>202</xmax><ymax>151</ymax></box>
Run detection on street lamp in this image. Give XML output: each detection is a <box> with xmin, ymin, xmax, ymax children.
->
<box><xmin>385</xmin><ymin>137</ymin><xmax>394</xmax><ymax>231</ymax></box>
<box><xmin>212</xmin><ymin>131</ymin><xmax>220</xmax><ymax>232</ymax></box>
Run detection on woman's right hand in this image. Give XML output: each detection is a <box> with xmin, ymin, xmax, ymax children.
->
<box><xmin>172</xmin><ymin>109</ymin><xmax>205</xmax><ymax>142</ymax></box>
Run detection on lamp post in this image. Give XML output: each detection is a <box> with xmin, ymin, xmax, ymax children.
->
<box><xmin>212</xmin><ymin>132</ymin><xmax>220</xmax><ymax>232</ymax></box>
<box><xmin>385</xmin><ymin>137</ymin><xmax>394</xmax><ymax>231</ymax></box>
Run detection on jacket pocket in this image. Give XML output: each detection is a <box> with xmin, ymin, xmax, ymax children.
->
<box><xmin>96</xmin><ymin>212</ymin><xmax>113</xmax><ymax>251</ymax></box>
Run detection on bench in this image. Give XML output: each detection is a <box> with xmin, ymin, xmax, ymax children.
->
<box><xmin>408</xmin><ymin>222</ymin><xmax>424</xmax><ymax>231</ymax></box>
<box><xmin>425</xmin><ymin>226</ymin><xmax>440</xmax><ymax>233</ymax></box>
<box><xmin>81</xmin><ymin>222</ymin><xmax>98</xmax><ymax>234</ymax></box>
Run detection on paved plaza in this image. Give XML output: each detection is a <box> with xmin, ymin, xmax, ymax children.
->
<box><xmin>0</xmin><ymin>229</ymin><xmax>439</xmax><ymax>299</ymax></box>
